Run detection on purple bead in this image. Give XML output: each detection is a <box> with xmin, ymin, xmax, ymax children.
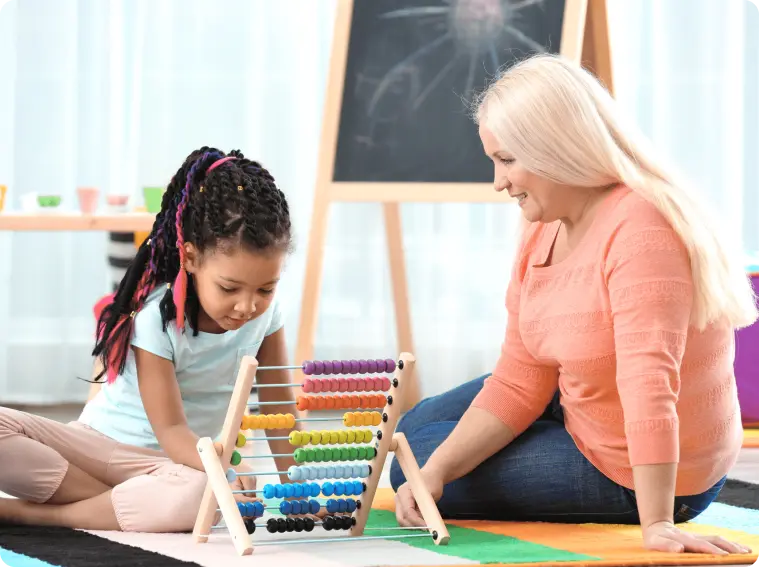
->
<box><xmin>313</xmin><ymin>361</ymin><xmax>324</xmax><ymax>375</ymax></box>
<box><xmin>323</xmin><ymin>360</ymin><xmax>333</xmax><ymax>375</ymax></box>
<box><xmin>303</xmin><ymin>361</ymin><xmax>315</xmax><ymax>375</ymax></box>
<box><xmin>385</xmin><ymin>358</ymin><xmax>396</xmax><ymax>373</ymax></box>
<box><xmin>376</xmin><ymin>359</ymin><xmax>386</xmax><ymax>373</ymax></box>
<box><xmin>332</xmin><ymin>360</ymin><xmax>343</xmax><ymax>374</ymax></box>
<box><xmin>349</xmin><ymin>360</ymin><xmax>359</xmax><ymax>374</ymax></box>
<box><xmin>358</xmin><ymin>359</ymin><xmax>368</xmax><ymax>373</ymax></box>
<box><xmin>367</xmin><ymin>360</ymin><xmax>378</xmax><ymax>374</ymax></box>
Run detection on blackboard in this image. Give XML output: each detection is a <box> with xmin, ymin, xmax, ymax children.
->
<box><xmin>333</xmin><ymin>0</ymin><xmax>566</xmax><ymax>184</ymax></box>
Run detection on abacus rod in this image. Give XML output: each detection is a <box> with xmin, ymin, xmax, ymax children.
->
<box><xmin>295</xmin><ymin>417</ymin><xmax>345</xmax><ymax>422</ymax></box>
<box><xmin>249</xmin><ymin>401</ymin><xmax>296</xmax><ymax>406</ymax></box>
<box><xmin>246</xmin><ymin>436</ymin><xmax>289</xmax><ymax>441</ymax></box>
<box><xmin>257</xmin><ymin>365</ymin><xmax>303</xmax><ymax>371</ymax></box>
<box><xmin>250</xmin><ymin>383</ymin><xmax>299</xmax><ymax>388</ymax></box>
<box><xmin>241</xmin><ymin>453</ymin><xmax>293</xmax><ymax>459</ymax></box>
<box><xmin>248</xmin><ymin>534</ymin><xmax>432</xmax><ymax>546</ymax></box>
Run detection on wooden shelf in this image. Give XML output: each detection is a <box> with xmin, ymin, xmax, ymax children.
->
<box><xmin>0</xmin><ymin>212</ymin><xmax>156</xmax><ymax>232</ymax></box>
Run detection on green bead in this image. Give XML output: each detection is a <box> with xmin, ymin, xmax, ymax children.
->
<box><xmin>294</xmin><ymin>448</ymin><xmax>306</xmax><ymax>463</ymax></box>
<box><xmin>230</xmin><ymin>451</ymin><xmax>242</xmax><ymax>466</ymax></box>
<box><xmin>340</xmin><ymin>448</ymin><xmax>350</xmax><ymax>461</ymax></box>
<box><xmin>349</xmin><ymin>447</ymin><xmax>358</xmax><ymax>460</ymax></box>
<box><xmin>314</xmin><ymin>448</ymin><xmax>324</xmax><ymax>463</ymax></box>
<box><xmin>306</xmin><ymin>448</ymin><xmax>315</xmax><ymax>462</ymax></box>
<box><xmin>357</xmin><ymin>447</ymin><xmax>367</xmax><ymax>460</ymax></box>
<box><xmin>367</xmin><ymin>446</ymin><xmax>376</xmax><ymax>459</ymax></box>
<box><xmin>323</xmin><ymin>448</ymin><xmax>334</xmax><ymax>462</ymax></box>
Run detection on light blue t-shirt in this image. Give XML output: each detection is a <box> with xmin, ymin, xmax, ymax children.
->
<box><xmin>79</xmin><ymin>287</ymin><xmax>283</xmax><ymax>450</ymax></box>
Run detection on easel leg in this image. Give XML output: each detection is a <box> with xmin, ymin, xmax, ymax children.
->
<box><xmin>391</xmin><ymin>432</ymin><xmax>450</xmax><ymax>545</ymax></box>
<box><xmin>383</xmin><ymin>203</ymin><xmax>420</xmax><ymax>411</ymax></box>
<box><xmin>582</xmin><ymin>0</ymin><xmax>614</xmax><ymax>94</ymax></box>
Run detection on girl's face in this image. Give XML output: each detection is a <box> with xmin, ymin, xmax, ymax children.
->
<box><xmin>184</xmin><ymin>244</ymin><xmax>285</xmax><ymax>334</ymax></box>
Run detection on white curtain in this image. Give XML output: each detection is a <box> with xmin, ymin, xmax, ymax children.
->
<box><xmin>0</xmin><ymin>0</ymin><xmax>756</xmax><ymax>405</ymax></box>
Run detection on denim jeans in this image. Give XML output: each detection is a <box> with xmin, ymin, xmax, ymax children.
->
<box><xmin>390</xmin><ymin>374</ymin><xmax>726</xmax><ymax>524</ymax></box>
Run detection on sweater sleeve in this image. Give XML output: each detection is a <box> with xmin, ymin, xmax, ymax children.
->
<box><xmin>471</xmin><ymin>235</ymin><xmax>559</xmax><ymax>437</ymax></box>
<box><xmin>604</xmin><ymin>207</ymin><xmax>693</xmax><ymax>467</ymax></box>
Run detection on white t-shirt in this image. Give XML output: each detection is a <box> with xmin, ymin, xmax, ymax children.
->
<box><xmin>79</xmin><ymin>287</ymin><xmax>283</xmax><ymax>450</ymax></box>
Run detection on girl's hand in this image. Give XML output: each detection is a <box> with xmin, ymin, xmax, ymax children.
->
<box><xmin>395</xmin><ymin>468</ymin><xmax>444</xmax><ymax>527</ymax></box>
<box><xmin>230</xmin><ymin>463</ymin><xmax>259</xmax><ymax>504</ymax></box>
<box><xmin>643</xmin><ymin>521</ymin><xmax>751</xmax><ymax>555</ymax></box>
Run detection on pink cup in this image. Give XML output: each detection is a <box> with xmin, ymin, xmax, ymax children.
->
<box><xmin>77</xmin><ymin>187</ymin><xmax>99</xmax><ymax>214</ymax></box>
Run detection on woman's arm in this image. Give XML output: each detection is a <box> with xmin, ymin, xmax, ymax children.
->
<box><xmin>135</xmin><ymin>346</ymin><xmax>204</xmax><ymax>471</ymax></box>
<box><xmin>254</xmin><ymin>327</ymin><xmax>299</xmax><ymax>485</ymax></box>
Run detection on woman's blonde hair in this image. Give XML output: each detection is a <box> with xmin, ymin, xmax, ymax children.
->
<box><xmin>474</xmin><ymin>54</ymin><xmax>757</xmax><ymax>330</ymax></box>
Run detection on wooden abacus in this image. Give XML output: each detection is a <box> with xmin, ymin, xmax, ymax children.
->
<box><xmin>192</xmin><ymin>352</ymin><xmax>450</xmax><ymax>556</ymax></box>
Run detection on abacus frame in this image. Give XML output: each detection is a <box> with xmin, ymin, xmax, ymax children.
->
<box><xmin>192</xmin><ymin>351</ymin><xmax>450</xmax><ymax>556</ymax></box>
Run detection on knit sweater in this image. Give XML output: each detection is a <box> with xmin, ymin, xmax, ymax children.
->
<box><xmin>472</xmin><ymin>185</ymin><xmax>743</xmax><ymax>495</ymax></box>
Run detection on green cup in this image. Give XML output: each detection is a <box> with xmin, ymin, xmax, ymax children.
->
<box><xmin>143</xmin><ymin>186</ymin><xmax>165</xmax><ymax>213</ymax></box>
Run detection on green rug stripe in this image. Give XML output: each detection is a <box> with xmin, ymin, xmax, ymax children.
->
<box><xmin>366</xmin><ymin>509</ymin><xmax>601</xmax><ymax>565</ymax></box>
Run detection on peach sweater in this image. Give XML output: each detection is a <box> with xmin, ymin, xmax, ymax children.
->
<box><xmin>473</xmin><ymin>185</ymin><xmax>743</xmax><ymax>495</ymax></box>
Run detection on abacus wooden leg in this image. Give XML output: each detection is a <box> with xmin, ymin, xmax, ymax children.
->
<box><xmin>390</xmin><ymin>432</ymin><xmax>450</xmax><ymax>545</ymax></box>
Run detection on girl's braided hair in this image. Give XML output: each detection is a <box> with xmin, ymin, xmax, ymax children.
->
<box><xmin>91</xmin><ymin>147</ymin><xmax>291</xmax><ymax>383</ymax></box>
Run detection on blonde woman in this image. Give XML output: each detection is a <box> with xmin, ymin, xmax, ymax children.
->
<box><xmin>391</xmin><ymin>54</ymin><xmax>757</xmax><ymax>556</ymax></box>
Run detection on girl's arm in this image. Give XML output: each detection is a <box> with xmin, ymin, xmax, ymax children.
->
<box><xmin>135</xmin><ymin>346</ymin><xmax>204</xmax><ymax>471</ymax></box>
<box><xmin>254</xmin><ymin>327</ymin><xmax>299</xmax><ymax>485</ymax></box>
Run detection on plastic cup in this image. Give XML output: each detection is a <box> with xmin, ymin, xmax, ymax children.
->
<box><xmin>143</xmin><ymin>186</ymin><xmax>165</xmax><ymax>213</ymax></box>
<box><xmin>77</xmin><ymin>187</ymin><xmax>99</xmax><ymax>214</ymax></box>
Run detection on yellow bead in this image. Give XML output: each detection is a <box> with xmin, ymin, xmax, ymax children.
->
<box><xmin>285</xmin><ymin>414</ymin><xmax>296</xmax><ymax>429</ymax></box>
<box><xmin>276</xmin><ymin>414</ymin><xmax>287</xmax><ymax>429</ymax></box>
<box><xmin>362</xmin><ymin>413</ymin><xmax>373</xmax><ymax>426</ymax></box>
<box><xmin>240</xmin><ymin>416</ymin><xmax>248</xmax><ymax>430</ymax></box>
<box><xmin>248</xmin><ymin>415</ymin><xmax>258</xmax><ymax>429</ymax></box>
<box><xmin>236</xmin><ymin>432</ymin><xmax>246</xmax><ymax>448</ymax></box>
<box><xmin>347</xmin><ymin>430</ymin><xmax>356</xmax><ymax>444</ymax></box>
<box><xmin>329</xmin><ymin>431</ymin><xmax>339</xmax><ymax>444</ymax></box>
<box><xmin>301</xmin><ymin>431</ymin><xmax>311</xmax><ymax>444</ymax></box>
<box><xmin>364</xmin><ymin>429</ymin><xmax>373</xmax><ymax>442</ymax></box>
<box><xmin>321</xmin><ymin>430</ymin><xmax>330</xmax><ymax>442</ymax></box>
<box><xmin>371</xmin><ymin>412</ymin><xmax>382</xmax><ymax>426</ymax></box>
<box><xmin>343</xmin><ymin>413</ymin><xmax>355</xmax><ymax>427</ymax></box>
<box><xmin>289</xmin><ymin>431</ymin><xmax>302</xmax><ymax>445</ymax></box>
<box><xmin>354</xmin><ymin>430</ymin><xmax>364</xmax><ymax>443</ymax></box>
<box><xmin>311</xmin><ymin>431</ymin><xmax>321</xmax><ymax>444</ymax></box>
<box><xmin>338</xmin><ymin>431</ymin><xmax>347</xmax><ymax>444</ymax></box>
<box><xmin>266</xmin><ymin>415</ymin><xmax>276</xmax><ymax>429</ymax></box>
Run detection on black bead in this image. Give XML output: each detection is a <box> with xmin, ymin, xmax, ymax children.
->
<box><xmin>432</xmin><ymin>530</ymin><xmax>439</xmax><ymax>540</ymax></box>
<box><xmin>387</xmin><ymin>395</ymin><xmax>393</xmax><ymax>405</ymax></box>
<box><xmin>368</xmin><ymin>465</ymin><xmax>373</xmax><ymax>474</ymax></box>
<box><xmin>323</xmin><ymin>516</ymin><xmax>335</xmax><ymax>531</ymax></box>
<box><xmin>398</xmin><ymin>360</ymin><xmax>404</xmax><ymax>370</ymax></box>
<box><xmin>266</xmin><ymin>518</ymin><xmax>278</xmax><ymax>533</ymax></box>
<box><xmin>294</xmin><ymin>518</ymin><xmax>305</xmax><ymax>532</ymax></box>
<box><xmin>277</xmin><ymin>518</ymin><xmax>287</xmax><ymax>533</ymax></box>
<box><xmin>245</xmin><ymin>519</ymin><xmax>256</xmax><ymax>534</ymax></box>
<box><xmin>376</xmin><ymin>430</ymin><xmax>383</xmax><ymax>440</ymax></box>
<box><xmin>392</xmin><ymin>378</ymin><xmax>399</xmax><ymax>388</ymax></box>
<box><xmin>304</xmin><ymin>517</ymin><xmax>315</xmax><ymax>532</ymax></box>
<box><xmin>382</xmin><ymin>413</ymin><xmax>388</xmax><ymax>422</ymax></box>
<box><xmin>356</xmin><ymin>500</ymin><xmax>362</xmax><ymax>509</ymax></box>
<box><xmin>351</xmin><ymin>516</ymin><xmax>357</xmax><ymax>526</ymax></box>
<box><xmin>286</xmin><ymin>518</ymin><xmax>295</xmax><ymax>532</ymax></box>
<box><xmin>361</xmin><ymin>482</ymin><xmax>367</xmax><ymax>493</ymax></box>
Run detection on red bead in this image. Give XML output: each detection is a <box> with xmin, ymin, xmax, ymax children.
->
<box><xmin>338</xmin><ymin>378</ymin><xmax>348</xmax><ymax>392</ymax></box>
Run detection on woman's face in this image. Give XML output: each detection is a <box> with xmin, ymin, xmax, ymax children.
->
<box><xmin>479</xmin><ymin>124</ymin><xmax>568</xmax><ymax>224</ymax></box>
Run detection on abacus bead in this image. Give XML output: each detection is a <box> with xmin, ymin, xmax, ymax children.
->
<box><xmin>303</xmin><ymin>361</ymin><xmax>315</xmax><ymax>375</ymax></box>
<box><xmin>347</xmin><ymin>447</ymin><xmax>357</xmax><ymax>460</ymax></box>
<box><xmin>354</xmin><ymin>430</ymin><xmax>364</xmax><ymax>443</ymax></box>
<box><xmin>284</xmin><ymin>484</ymin><xmax>294</xmax><ymax>498</ymax></box>
<box><xmin>355</xmin><ymin>378</ymin><xmax>365</xmax><ymax>392</ymax></box>
<box><xmin>275</xmin><ymin>484</ymin><xmax>285</xmax><ymax>498</ymax></box>
<box><xmin>236</xmin><ymin>432</ymin><xmax>246</xmax><ymax>448</ymax></box>
<box><xmin>385</xmin><ymin>358</ymin><xmax>396</xmax><ymax>372</ymax></box>
<box><xmin>332</xmin><ymin>360</ymin><xmax>343</xmax><ymax>374</ymax></box>
<box><xmin>330</xmin><ymin>378</ymin><xmax>340</xmax><ymax>392</ymax></box>
<box><xmin>294</xmin><ymin>483</ymin><xmax>304</xmax><ymax>498</ymax></box>
<box><xmin>326</xmin><ymin>465</ymin><xmax>336</xmax><ymax>478</ymax></box>
<box><xmin>255</xmin><ymin>501</ymin><xmax>265</xmax><ymax>516</ymax></box>
<box><xmin>334</xmin><ymin>465</ymin><xmax>345</xmax><ymax>478</ymax></box>
<box><xmin>376</xmin><ymin>359</ymin><xmax>387</xmax><ymax>372</ymax></box>
<box><xmin>347</xmin><ymin>498</ymin><xmax>357</xmax><ymax>512</ymax></box>
<box><xmin>286</xmin><ymin>518</ymin><xmax>296</xmax><ymax>532</ymax></box>
<box><xmin>303</xmin><ymin>378</ymin><xmax>314</xmax><ymax>393</ymax></box>
<box><xmin>373</xmin><ymin>377</ymin><xmax>384</xmax><ymax>391</ymax></box>
<box><xmin>277</xmin><ymin>413</ymin><xmax>289</xmax><ymax>428</ymax></box>
<box><xmin>323</xmin><ymin>360</ymin><xmax>333</xmax><ymax>375</ymax></box>
<box><xmin>313</xmin><ymin>361</ymin><xmax>324</xmax><ymax>375</ymax></box>
<box><xmin>325</xmin><ymin>396</ymin><xmax>336</xmax><ymax>410</ymax></box>
<box><xmin>226</xmin><ymin>468</ymin><xmax>238</xmax><ymax>483</ymax></box>
<box><xmin>371</xmin><ymin>412</ymin><xmax>382</xmax><ymax>426</ymax></box>
<box><xmin>288</xmin><ymin>466</ymin><xmax>300</xmax><ymax>481</ymax></box>
<box><xmin>304</xmin><ymin>517</ymin><xmax>315</xmax><ymax>532</ymax></box>
<box><xmin>353</xmin><ymin>480</ymin><xmax>363</xmax><ymax>494</ymax></box>
<box><xmin>338</xmin><ymin>499</ymin><xmax>347</xmax><ymax>512</ymax></box>
<box><xmin>321</xmin><ymin>481</ymin><xmax>334</xmax><ymax>496</ymax></box>
<box><xmin>300</xmin><ymin>431</ymin><xmax>311</xmax><ymax>444</ymax></box>
<box><xmin>338</xmin><ymin>431</ymin><xmax>347</xmax><ymax>444</ymax></box>
<box><xmin>277</xmin><ymin>518</ymin><xmax>287</xmax><ymax>533</ymax></box>
<box><xmin>368</xmin><ymin>360</ymin><xmax>378</xmax><ymax>373</ymax></box>
<box><xmin>279</xmin><ymin>501</ymin><xmax>292</xmax><ymax>515</ymax></box>
<box><xmin>293</xmin><ymin>448</ymin><xmax>306</xmax><ymax>463</ymax></box>
<box><xmin>340</xmin><ymin>448</ymin><xmax>350</xmax><ymax>461</ymax></box>
<box><xmin>337</xmin><ymin>378</ymin><xmax>347</xmax><ymax>392</ymax></box>
<box><xmin>311</xmin><ymin>379</ymin><xmax>322</xmax><ymax>393</ymax></box>
<box><xmin>267</xmin><ymin>518</ymin><xmax>279</xmax><ymax>533</ymax></box>
<box><xmin>326</xmin><ymin>499</ymin><xmax>338</xmax><ymax>513</ymax></box>
<box><xmin>311</xmin><ymin>466</ymin><xmax>322</xmax><ymax>480</ymax></box>
<box><xmin>357</xmin><ymin>447</ymin><xmax>367</xmax><ymax>459</ymax></box>
<box><xmin>245</xmin><ymin>502</ymin><xmax>256</xmax><ymax>517</ymax></box>
<box><xmin>289</xmin><ymin>431</ymin><xmax>302</xmax><ymax>445</ymax></box>
<box><xmin>346</xmin><ymin>430</ymin><xmax>356</xmax><ymax>443</ymax></box>
<box><xmin>349</xmin><ymin>360</ymin><xmax>359</xmax><ymax>373</ymax></box>
<box><xmin>314</xmin><ymin>448</ymin><xmax>324</xmax><ymax>462</ymax></box>
<box><xmin>334</xmin><ymin>482</ymin><xmax>345</xmax><ymax>496</ymax></box>
<box><xmin>367</xmin><ymin>447</ymin><xmax>376</xmax><ymax>459</ymax></box>
<box><xmin>347</xmin><ymin>378</ymin><xmax>357</xmax><ymax>392</ymax></box>
<box><xmin>245</xmin><ymin>519</ymin><xmax>256</xmax><ymax>534</ymax></box>
<box><xmin>329</xmin><ymin>431</ymin><xmax>339</xmax><ymax>444</ymax></box>
<box><xmin>381</xmin><ymin>377</ymin><xmax>391</xmax><ymax>391</ymax></box>
<box><xmin>310</xmin><ymin>483</ymin><xmax>321</xmax><ymax>497</ymax></box>
<box><xmin>309</xmin><ymin>499</ymin><xmax>320</xmax><ymax>514</ymax></box>
<box><xmin>290</xmin><ymin>500</ymin><xmax>301</xmax><ymax>515</ymax></box>
<box><xmin>360</xmin><ymin>464</ymin><xmax>370</xmax><ymax>477</ymax></box>
<box><xmin>343</xmin><ymin>413</ymin><xmax>355</xmax><ymax>427</ymax></box>
<box><xmin>323</xmin><ymin>515</ymin><xmax>335</xmax><ymax>531</ymax></box>
<box><xmin>311</xmin><ymin>431</ymin><xmax>321</xmax><ymax>444</ymax></box>
<box><xmin>306</xmin><ymin>448</ymin><xmax>316</xmax><ymax>462</ymax></box>
<box><xmin>296</xmin><ymin>397</ymin><xmax>308</xmax><ymax>411</ymax></box>
<box><xmin>316</xmin><ymin>396</ymin><xmax>326</xmax><ymax>410</ymax></box>
<box><xmin>285</xmin><ymin>414</ymin><xmax>296</xmax><ymax>428</ymax></box>
<box><xmin>295</xmin><ymin>518</ymin><xmax>305</xmax><ymax>532</ymax></box>
<box><xmin>231</xmin><ymin>451</ymin><xmax>242</xmax><ymax>466</ymax></box>
<box><xmin>237</xmin><ymin>502</ymin><xmax>246</xmax><ymax>516</ymax></box>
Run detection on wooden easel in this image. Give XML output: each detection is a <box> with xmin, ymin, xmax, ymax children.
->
<box><xmin>296</xmin><ymin>0</ymin><xmax>613</xmax><ymax>412</ymax></box>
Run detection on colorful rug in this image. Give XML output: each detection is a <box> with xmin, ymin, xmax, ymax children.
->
<box><xmin>744</xmin><ymin>428</ymin><xmax>759</xmax><ymax>448</ymax></box>
<box><xmin>0</xmin><ymin>482</ymin><xmax>757</xmax><ymax>567</ymax></box>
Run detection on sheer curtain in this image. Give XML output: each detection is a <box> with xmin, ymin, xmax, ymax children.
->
<box><xmin>0</xmin><ymin>0</ymin><xmax>756</xmax><ymax>404</ymax></box>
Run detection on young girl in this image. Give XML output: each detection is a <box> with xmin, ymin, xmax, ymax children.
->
<box><xmin>0</xmin><ymin>147</ymin><xmax>298</xmax><ymax>532</ymax></box>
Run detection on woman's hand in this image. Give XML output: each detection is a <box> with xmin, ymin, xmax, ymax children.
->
<box><xmin>643</xmin><ymin>521</ymin><xmax>751</xmax><ymax>555</ymax></box>
<box><xmin>395</xmin><ymin>468</ymin><xmax>444</xmax><ymax>527</ymax></box>
<box><xmin>230</xmin><ymin>463</ymin><xmax>259</xmax><ymax>504</ymax></box>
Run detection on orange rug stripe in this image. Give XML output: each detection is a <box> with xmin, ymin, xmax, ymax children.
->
<box><xmin>744</xmin><ymin>428</ymin><xmax>759</xmax><ymax>448</ymax></box>
<box><xmin>373</xmin><ymin>489</ymin><xmax>758</xmax><ymax>567</ymax></box>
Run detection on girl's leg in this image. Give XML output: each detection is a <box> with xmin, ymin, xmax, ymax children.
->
<box><xmin>0</xmin><ymin>491</ymin><xmax>119</xmax><ymax>530</ymax></box>
<box><xmin>391</xmin><ymin>419</ymin><xmax>640</xmax><ymax>524</ymax></box>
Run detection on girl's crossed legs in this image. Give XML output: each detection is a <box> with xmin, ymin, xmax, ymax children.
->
<box><xmin>390</xmin><ymin>375</ymin><xmax>725</xmax><ymax>524</ymax></box>
<box><xmin>0</xmin><ymin>407</ymin><xmax>207</xmax><ymax>532</ymax></box>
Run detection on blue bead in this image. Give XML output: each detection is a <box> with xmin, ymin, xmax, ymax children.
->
<box><xmin>309</xmin><ymin>466</ymin><xmax>320</xmax><ymax>480</ymax></box>
<box><xmin>279</xmin><ymin>500</ymin><xmax>292</xmax><ymax>514</ymax></box>
<box><xmin>293</xmin><ymin>483</ymin><xmax>303</xmax><ymax>498</ymax></box>
<box><xmin>334</xmin><ymin>483</ymin><xmax>345</xmax><ymax>496</ymax></box>
<box><xmin>310</xmin><ymin>483</ymin><xmax>321</xmax><ymax>497</ymax></box>
<box><xmin>245</xmin><ymin>502</ymin><xmax>256</xmax><ymax>517</ymax></box>
<box><xmin>274</xmin><ymin>484</ymin><xmax>285</xmax><ymax>498</ymax></box>
<box><xmin>326</xmin><ymin>499</ymin><xmax>338</xmax><ymax>513</ymax></box>
<box><xmin>288</xmin><ymin>466</ymin><xmax>301</xmax><ymax>481</ymax></box>
<box><xmin>346</xmin><ymin>498</ymin><xmax>356</xmax><ymax>512</ymax></box>
<box><xmin>226</xmin><ymin>468</ymin><xmax>238</xmax><ymax>483</ymax></box>
<box><xmin>344</xmin><ymin>481</ymin><xmax>354</xmax><ymax>496</ymax></box>
<box><xmin>237</xmin><ymin>502</ymin><xmax>246</xmax><ymax>516</ymax></box>
<box><xmin>284</xmin><ymin>484</ymin><xmax>294</xmax><ymax>498</ymax></box>
<box><xmin>254</xmin><ymin>501</ymin><xmax>264</xmax><ymax>516</ymax></box>
<box><xmin>360</xmin><ymin>464</ymin><xmax>370</xmax><ymax>477</ymax></box>
<box><xmin>326</xmin><ymin>466</ymin><xmax>336</xmax><ymax>478</ymax></box>
<box><xmin>309</xmin><ymin>499</ymin><xmax>320</xmax><ymax>514</ymax></box>
<box><xmin>291</xmin><ymin>500</ymin><xmax>301</xmax><ymax>515</ymax></box>
<box><xmin>322</xmin><ymin>482</ymin><xmax>334</xmax><ymax>496</ymax></box>
<box><xmin>300</xmin><ymin>499</ymin><xmax>309</xmax><ymax>512</ymax></box>
<box><xmin>263</xmin><ymin>484</ymin><xmax>275</xmax><ymax>499</ymax></box>
<box><xmin>338</xmin><ymin>499</ymin><xmax>347</xmax><ymax>512</ymax></box>
<box><xmin>353</xmin><ymin>480</ymin><xmax>363</xmax><ymax>494</ymax></box>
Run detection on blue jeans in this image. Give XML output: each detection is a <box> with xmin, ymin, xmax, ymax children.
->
<box><xmin>390</xmin><ymin>374</ymin><xmax>726</xmax><ymax>524</ymax></box>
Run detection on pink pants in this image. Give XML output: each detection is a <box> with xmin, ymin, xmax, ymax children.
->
<box><xmin>0</xmin><ymin>406</ymin><xmax>208</xmax><ymax>532</ymax></box>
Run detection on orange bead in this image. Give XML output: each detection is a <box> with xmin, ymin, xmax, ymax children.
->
<box><xmin>316</xmin><ymin>396</ymin><xmax>327</xmax><ymax>410</ymax></box>
<box><xmin>350</xmin><ymin>395</ymin><xmax>360</xmax><ymax>409</ymax></box>
<box><xmin>325</xmin><ymin>396</ymin><xmax>336</xmax><ymax>410</ymax></box>
<box><xmin>296</xmin><ymin>396</ymin><xmax>310</xmax><ymax>412</ymax></box>
<box><xmin>376</xmin><ymin>394</ymin><xmax>387</xmax><ymax>408</ymax></box>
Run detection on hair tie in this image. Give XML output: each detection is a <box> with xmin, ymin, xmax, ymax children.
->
<box><xmin>207</xmin><ymin>156</ymin><xmax>236</xmax><ymax>174</ymax></box>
